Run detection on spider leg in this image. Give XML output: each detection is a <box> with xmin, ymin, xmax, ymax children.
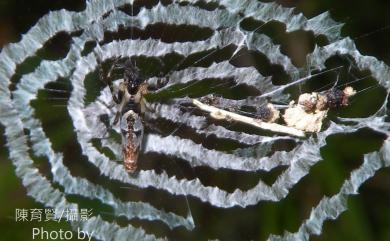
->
<box><xmin>113</xmin><ymin>111</ymin><xmax>121</xmax><ymax>125</ymax></box>
<box><xmin>140</xmin><ymin>97</ymin><xmax>156</xmax><ymax>114</ymax></box>
<box><xmin>96</xmin><ymin>99</ymin><xmax>116</xmax><ymax>110</ymax></box>
<box><xmin>99</xmin><ymin>58</ymin><xmax>122</xmax><ymax>104</ymax></box>
<box><xmin>107</xmin><ymin>57</ymin><xmax>122</xmax><ymax>78</ymax></box>
<box><xmin>154</xmin><ymin>76</ymin><xmax>169</xmax><ymax>90</ymax></box>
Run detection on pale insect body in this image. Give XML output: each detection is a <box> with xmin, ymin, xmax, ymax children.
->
<box><xmin>120</xmin><ymin>109</ymin><xmax>144</xmax><ymax>172</ymax></box>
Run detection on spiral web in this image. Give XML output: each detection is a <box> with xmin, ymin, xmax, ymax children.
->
<box><xmin>1</xmin><ymin>0</ymin><xmax>390</xmax><ymax>240</ymax></box>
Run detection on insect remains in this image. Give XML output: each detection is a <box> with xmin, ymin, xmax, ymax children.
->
<box><xmin>99</xmin><ymin>58</ymin><xmax>149</xmax><ymax>173</ymax></box>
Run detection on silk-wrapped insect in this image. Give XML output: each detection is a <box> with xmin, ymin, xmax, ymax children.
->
<box><xmin>99</xmin><ymin>58</ymin><xmax>149</xmax><ymax>173</ymax></box>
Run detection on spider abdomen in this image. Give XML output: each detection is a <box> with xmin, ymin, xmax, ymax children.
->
<box><xmin>120</xmin><ymin>110</ymin><xmax>144</xmax><ymax>173</ymax></box>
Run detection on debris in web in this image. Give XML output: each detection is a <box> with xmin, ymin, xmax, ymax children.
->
<box><xmin>192</xmin><ymin>86</ymin><xmax>356</xmax><ymax>134</ymax></box>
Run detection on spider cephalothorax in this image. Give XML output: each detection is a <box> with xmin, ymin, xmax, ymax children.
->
<box><xmin>123</xmin><ymin>61</ymin><xmax>144</xmax><ymax>95</ymax></box>
<box><xmin>100</xmin><ymin>58</ymin><xmax>150</xmax><ymax>173</ymax></box>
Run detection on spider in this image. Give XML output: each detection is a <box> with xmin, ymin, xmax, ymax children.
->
<box><xmin>98</xmin><ymin>53</ymin><xmax>199</xmax><ymax>173</ymax></box>
<box><xmin>99</xmin><ymin>58</ymin><xmax>152</xmax><ymax>173</ymax></box>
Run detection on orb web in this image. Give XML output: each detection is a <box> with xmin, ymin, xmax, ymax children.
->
<box><xmin>0</xmin><ymin>0</ymin><xmax>389</xmax><ymax>240</ymax></box>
